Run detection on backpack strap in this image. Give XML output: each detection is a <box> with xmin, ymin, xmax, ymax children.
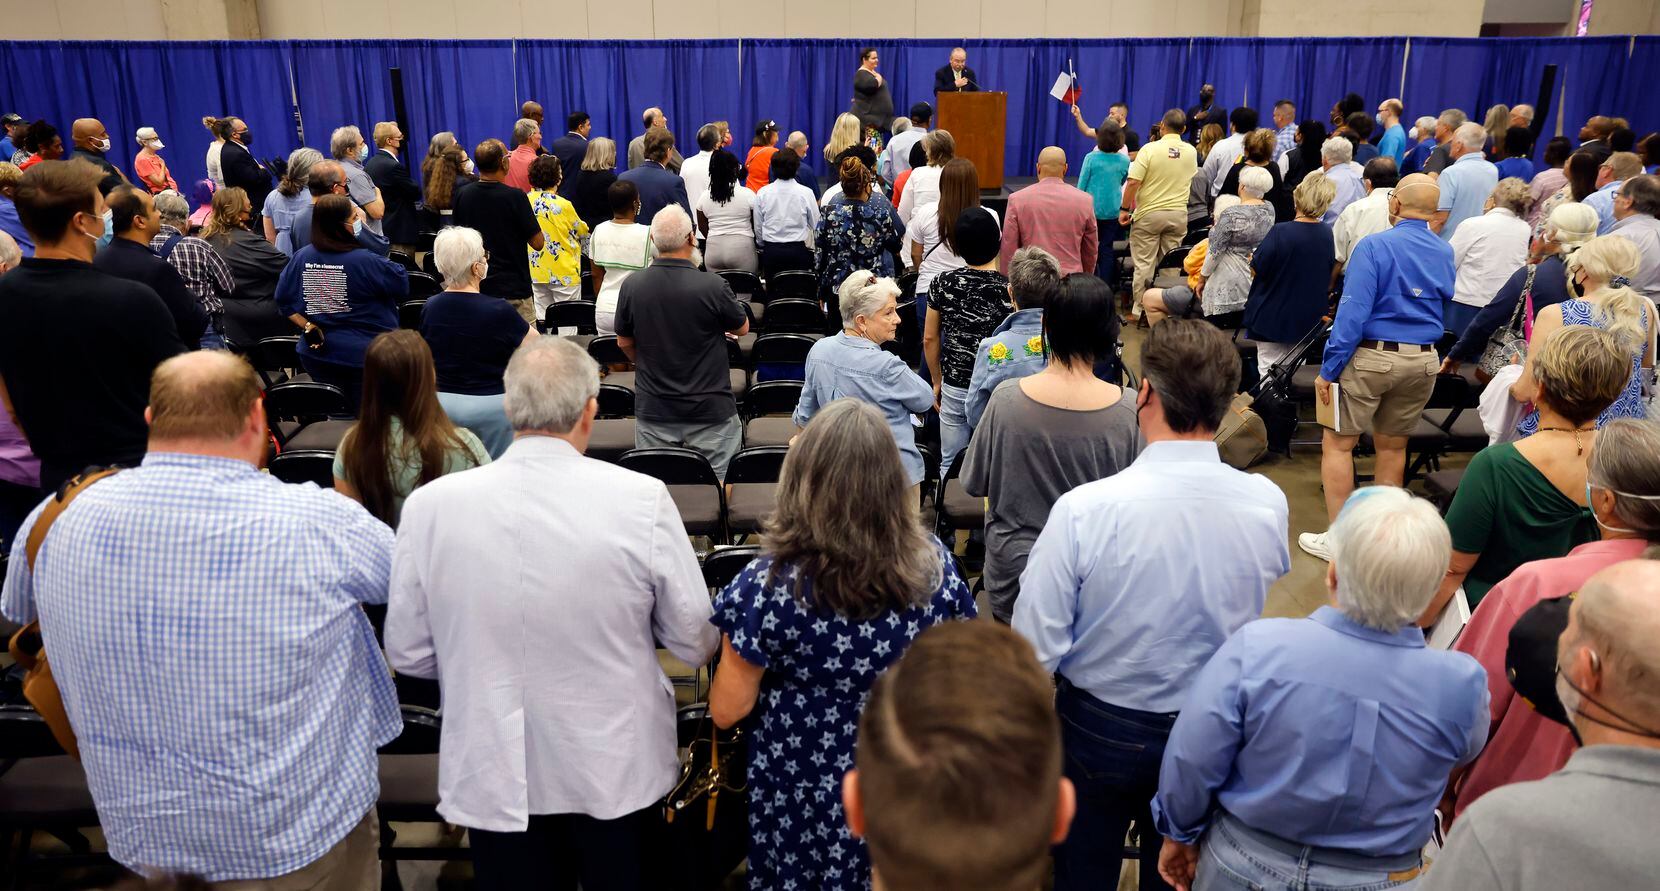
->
<box><xmin>26</xmin><ymin>468</ymin><xmax>122</xmax><ymax>571</ymax></box>
<box><xmin>155</xmin><ymin>231</ymin><xmax>185</xmax><ymax>261</ymax></box>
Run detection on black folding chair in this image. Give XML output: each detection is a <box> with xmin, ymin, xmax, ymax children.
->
<box><xmin>934</xmin><ymin>452</ymin><xmax>983</xmax><ymax>540</ymax></box>
<box><xmin>0</xmin><ymin>705</ymin><xmax>108</xmax><ymax>886</ymax></box>
<box><xmin>768</xmin><ymin>269</ymin><xmax>818</xmax><ymax>302</ymax></box>
<box><xmin>750</xmin><ymin>333</ymin><xmax>817</xmax><ymax>383</ymax></box>
<box><xmin>377</xmin><ymin>705</ymin><xmax>468</xmax><ymax>868</ymax></box>
<box><xmin>399</xmin><ymin>299</ymin><xmax>427</xmax><ymax>330</ymax></box>
<box><xmin>388</xmin><ymin>249</ymin><xmax>419</xmax><ymax>272</ymax></box>
<box><xmin>703</xmin><ymin>545</ymin><xmax>763</xmax><ymax>593</ymax></box>
<box><xmin>247</xmin><ymin>335</ymin><xmax>304</xmax><ymax>387</ymax></box>
<box><xmin>759</xmin><ymin>298</ymin><xmax>825</xmax><ymax>334</ymax></box>
<box><xmin>588</xmin><ymin>384</ymin><xmax>638</xmax><ymax>464</ymax></box>
<box><xmin>742</xmin><ymin>380</ymin><xmax>802</xmax><ymax>447</ymax></box>
<box><xmin>546</xmin><ymin>299</ymin><xmax>598</xmax><ymax>335</ymax></box>
<box><xmin>588</xmin><ymin>335</ymin><xmax>633</xmax><ymax>368</ymax></box>
<box><xmin>268</xmin><ymin>450</ymin><xmax>337</xmax><ymax>487</ymax></box>
<box><xmin>718</xmin><ymin>270</ymin><xmax>763</xmax><ymax>299</ymax></box>
<box><xmin>405</xmin><ymin>270</ymin><xmax>442</xmax><ymax>301</ymax></box>
<box><xmin>620</xmin><ymin>447</ymin><xmax>728</xmax><ymax>542</ymax></box>
<box><xmin>265</xmin><ymin>380</ymin><xmax>353</xmax><ymax>451</ymax></box>
<box><xmin>726</xmin><ymin>446</ymin><xmax>789</xmax><ymax>536</ymax></box>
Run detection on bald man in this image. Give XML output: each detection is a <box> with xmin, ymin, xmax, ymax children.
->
<box><xmin>70</xmin><ymin>117</ymin><xmax>127</xmax><ymax>193</ymax></box>
<box><xmin>999</xmin><ymin>146</ymin><xmax>1098</xmax><ymax>276</ymax></box>
<box><xmin>627</xmin><ymin>106</ymin><xmax>682</xmax><ymax>173</ymax></box>
<box><xmin>1298</xmin><ymin>173</ymin><xmax>1453</xmax><ymax>562</ymax></box>
<box><xmin>1421</xmin><ymin>559</ymin><xmax>1660</xmax><ymax>891</ymax></box>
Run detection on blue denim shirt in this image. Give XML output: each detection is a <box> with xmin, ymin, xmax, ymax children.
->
<box><xmin>965</xmin><ymin>309</ymin><xmax>1046</xmax><ymax>430</ymax></box>
<box><xmin>794</xmin><ymin>333</ymin><xmax>935</xmax><ymax>484</ymax></box>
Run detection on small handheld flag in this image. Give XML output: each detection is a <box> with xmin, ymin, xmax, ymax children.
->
<box><xmin>1049</xmin><ymin>60</ymin><xmax>1081</xmax><ymax>104</ymax></box>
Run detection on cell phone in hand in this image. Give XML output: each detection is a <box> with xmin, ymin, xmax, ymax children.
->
<box><xmin>303</xmin><ymin>325</ymin><xmax>325</xmax><ymax>349</ymax></box>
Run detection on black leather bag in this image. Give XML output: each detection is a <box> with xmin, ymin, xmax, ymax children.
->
<box><xmin>660</xmin><ymin>705</ymin><xmax>750</xmax><ymax>891</ymax></box>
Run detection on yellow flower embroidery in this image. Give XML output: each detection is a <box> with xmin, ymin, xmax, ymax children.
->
<box><xmin>987</xmin><ymin>341</ymin><xmax>1012</xmax><ymax>366</ymax></box>
<box><xmin>1024</xmin><ymin>336</ymin><xmax>1044</xmax><ymax>357</ymax></box>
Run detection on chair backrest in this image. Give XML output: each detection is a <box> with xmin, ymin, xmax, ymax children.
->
<box><xmin>1159</xmin><ymin>245</ymin><xmax>1192</xmax><ymax>270</ymax></box>
<box><xmin>1425</xmin><ymin>374</ymin><xmax>1472</xmax><ymax>412</ymax></box>
<box><xmin>388</xmin><ymin>249</ymin><xmax>419</xmax><ymax>272</ymax></box>
<box><xmin>406</xmin><ymin>270</ymin><xmax>442</xmax><ymax>300</ymax></box>
<box><xmin>1181</xmin><ymin>227</ymin><xmax>1210</xmax><ymax>247</ymax></box>
<box><xmin>399</xmin><ymin>298</ymin><xmax>427</xmax><ymax>330</ymax></box>
<box><xmin>718</xmin><ymin>270</ymin><xmax>762</xmax><ymax>298</ymax></box>
<box><xmin>378</xmin><ymin>704</ymin><xmax>442</xmax><ymax>755</ymax></box>
<box><xmin>895</xmin><ymin>270</ymin><xmax>919</xmax><ymax>303</ymax></box>
<box><xmin>420</xmin><ymin>250</ymin><xmax>439</xmax><ymax>278</ymax></box>
<box><xmin>596</xmin><ymin>382</ymin><xmax>635</xmax><ymax>418</ymax></box>
<box><xmin>743</xmin><ymin>379</ymin><xmax>804</xmax><ymax>418</ymax></box>
<box><xmin>768</xmin><ymin>269</ymin><xmax>818</xmax><ymax>302</ymax></box>
<box><xmin>546</xmin><ymin>299</ymin><xmax>598</xmax><ymax>334</ymax></box>
<box><xmin>588</xmin><ymin>334</ymin><xmax>632</xmax><ymax>367</ymax></box>
<box><xmin>416</xmin><ymin>230</ymin><xmax>438</xmax><ymax>254</ymax></box>
<box><xmin>247</xmin><ymin>335</ymin><xmax>304</xmax><ymax>386</ymax></box>
<box><xmin>265</xmin><ymin>380</ymin><xmax>350</xmax><ymax>422</ymax></box>
<box><xmin>703</xmin><ymin>544</ymin><xmax>762</xmax><ymax>592</ymax></box>
<box><xmin>268</xmin><ymin>450</ymin><xmax>338</xmax><ymax>487</ymax></box>
<box><xmin>751</xmin><ymin>333</ymin><xmax>818</xmax><ymax>366</ymax></box>
<box><xmin>727</xmin><ymin>445</ymin><xmax>789</xmax><ymax>485</ymax></box>
<box><xmin>620</xmin><ymin>446</ymin><xmax>720</xmax><ymax>486</ymax></box>
<box><xmin>0</xmin><ymin>703</ymin><xmax>67</xmax><ymax>759</ymax></box>
<box><xmin>762</xmin><ymin>298</ymin><xmax>826</xmax><ymax>333</ymax></box>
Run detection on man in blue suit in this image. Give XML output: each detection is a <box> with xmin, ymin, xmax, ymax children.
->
<box><xmin>546</xmin><ymin>111</ymin><xmax>591</xmax><ymax>200</ymax></box>
<box><xmin>618</xmin><ymin>129</ymin><xmax>689</xmax><ymax>225</ymax></box>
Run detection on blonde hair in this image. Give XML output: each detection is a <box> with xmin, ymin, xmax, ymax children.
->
<box><xmin>580</xmin><ymin>137</ymin><xmax>617</xmax><ymax>172</ymax></box>
<box><xmin>923</xmin><ymin>129</ymin><xmax>956</xmax><ymax>165</ymax></box>
<box><xmin>372</xmin><ymin>121</ymin><xmax>400</xmax><ymax>147</ymax></box>
<box><xmin>1197</xmin><ymin>123</ymin><xmax>1224</xmax><ymax>160</ymax></box>
<box><xmin>1294</xmin><ymin>170</ymin><xmax>1337</xmax><ymax>218</ymax></box>
<box><xmin>1488</xmin><ymin>177</ymin><xmax>1532</xmax><ymax>217</ymax></box>
<box><xmin>200</xmin><ymin>186</ymin><xmax>251</xmax><ymax>241</ymax></box>
<box><xmin>1531</xmin><ymin>325</ymin><xmax>1634</xmax><ymax>426</ymax></box>
<box><xmin>824</xmin><ymin>113</ymin><xmax>861</xmax><ymax>165</ymax></box>
<box><xmin>1565</xmin><ymin>235</ymin><xmax>1650</xmax><ymax>354</ymax></box>
<box><xmin>1545</xmin><ymin>201</ymin><xmax>1599</xmax><ymax>254</ymax></box>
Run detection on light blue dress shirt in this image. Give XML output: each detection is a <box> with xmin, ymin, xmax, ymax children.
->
<box><xmin>1584</xmin><ymin>180</ymin><xmax>1623</xmax><ymax>234</ymax></box>
<box><xmin>1151</xmin><ymin>607</ymin><xmax>1489</xmax><ymax>855</ymax></box>
<box><xmin>794</xmin><ymin>332</ymin><xmax>935</xmax><ymax>484</ymax></box>
<box><xmin>1</xmin><ymin>453</ymin><xmax>400</xmax><ymax>881</ymax></box>
<box><xmin>966</xmin><ymin>308</ymin><xmax>1045</xmax><ymax>429</ymax></box>
<box><xmin>1436</xmin><ymin>153</ymin><xmax>1500</xmax><ymax>242</ymax></box>
<box><xmin>1320</xmin><ymin>219</ymin><xmax>1453</xmax><ymax>381</ymax></box>
<box><xmin>884</xmin><ymin>127</ymin><xmax>927</xmax><ymax>180</ymax></box>
<box><xmin>1012</xmin><ymin>440</ymin><xmax>1289</xmax><ymax>713</ymax></box>
<box><xmin>1322</xmin><ymin>162</ymin><xmax>1367</xmax><ymax>225</ymax></box>
<box><xmin>754</xmin><ymin>178</ymin><xmax>821</xmax><ymax>246</ymax></box>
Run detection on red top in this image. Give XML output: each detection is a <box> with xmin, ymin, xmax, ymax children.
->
<box><xmin>504</xmin><ymin>144</ymin><xmax>538</xmax><ymax>192</ymax></box>
<box><xmin>745</xmin><ymin>146</ymin><xmax>778</xmax><ymax>193</ymax></box>
<box><xmin>134</xmin><ymin>152</ymin><xmax>177</xmax><ymax>194</ymax></box>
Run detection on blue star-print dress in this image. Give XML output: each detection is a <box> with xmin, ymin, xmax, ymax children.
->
<box><xmin>711</xmin><ymin>538</ymin><xmax>976</xmax><ymax>891</ymax></box>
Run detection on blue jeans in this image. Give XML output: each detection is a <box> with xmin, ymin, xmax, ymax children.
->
<box><xmin>1054</xmin><ymin>678</ymin><xmax>1177</xmax><ymax>891</ymax></box>
<box><xmin>938</xmin><ymin>381</ymin><xmax>970</xmax><ymax>475</ymax></box>
<box><xmin>1097</xmin><ymin>218</ymin><xmax>1126</xmax><ymax>289</ymax></box>
<box><xmin>1195</xmin><ymin>812</ymin><xmax>1422</xmax><ymax>891</ymax></box>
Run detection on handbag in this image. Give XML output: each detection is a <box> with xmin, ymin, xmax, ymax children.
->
<box><xmin>6</xmin><ymin>467</ymin><xmax>122</xmax><ymax>760</ymax></box>
<box><xmin>1476</xmin><ymin>264</ymin><xmax>1537</xmax><ymax>379</ymax></box>
<box><xmin>661</xmin><ymin>707</ymin><xmax>749</xmax><ymax>890</ymax></box>
<box><xmin>1215</xmin><ymin>392</ymin><xmax>1269</xmax><ymax>469</ymax></box>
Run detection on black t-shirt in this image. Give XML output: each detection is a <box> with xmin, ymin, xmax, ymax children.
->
<box><xmin>932</xmin><ymin>266</ymin><xmax>1012</xmax><ymax>388</ymax></box>
<box><xmin>0</xmin><ymin>258</ymin><xmax>187</xmax><ymax>489</ymax></box>
<box><xmin>452</xmin><ymin>180</ymin><xmax>539</xmax><ymax>300</ymax></box>
<box><xmin>615</xmin><ymin>259</ymin><xmax>748</xmax><ymax>424</ymax></box>
<box><xmin>93</xmin><ymin>237</ymin><xmax>210</xmax><ymax>346</ymax></box>
<box><xmin>419</xmin><ymin>290</ymin><xmax>529</xmax><ymax>396</ymax></box>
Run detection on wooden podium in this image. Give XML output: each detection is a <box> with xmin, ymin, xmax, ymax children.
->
<box><xmin>936</xmin><ymin>91</ymin><xmax>1006</xmax><ymax>190</ymax></box>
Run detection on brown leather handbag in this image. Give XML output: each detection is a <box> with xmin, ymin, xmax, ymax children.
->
<box><xmin>6</xmin><ymin>467</ymin><xmax>121</xmax><ymax>760</ymax></box>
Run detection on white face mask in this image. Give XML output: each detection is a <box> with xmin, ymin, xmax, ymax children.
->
<box><xmin>352</xmin><ymin>217</ymin><xmax>363</xmax><ymax>237</ymax></box>
<box><xmin>95</xmin><ymin>137</ymin><xmax>112</xmax><ymax>152</ymax></box>
<box><xmin>462</xmin><ymin>159</ymin><xmax>475</xmax><ymax>175</ymax></box>
<box><xmin>146</xmin><ymin>140</ymin><xmax>163</xmax><ymax>151</ymax></box>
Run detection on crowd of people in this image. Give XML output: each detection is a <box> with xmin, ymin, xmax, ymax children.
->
<box><xmin>0</xmin><ymin>61</ymin><xmax>1659</xmax><ymax>891</ymax></box>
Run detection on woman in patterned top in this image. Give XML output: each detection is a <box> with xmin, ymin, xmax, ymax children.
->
<box><xmin>527</xmin><ymin>154</ymin><xmax>589</xmax><ymax>325</ymax></box>
<box><xmin>1144</xmin><ymin>166</ymin><xmax>1276</xmax><ymax>324</ymax></box>
<box><xmin>926</xmin><ymin>207</ymin><xmax>1011</xmax><ymax>475</ymax></box>
<box><xmin>815</xmin><ymin>156</ymin><xmax>904</xmax><ymax>315</ymax></box>
<box><xmin>708</xmin><ymin>398</ymin><xmax>977</xmax><ymax>891</ymax></box>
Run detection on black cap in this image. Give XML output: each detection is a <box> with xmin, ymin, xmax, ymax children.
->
<box><xmin>909</xmin><ymin>102</ymin><xmax>934</xmax><ymax>119</ymax></box>
<box><xmin>1505</xmin><ymin>593</ymin><xmax>1576</xmax><ymax>727</ymax></box>
<box><xmin>0</xmin><ymin>114</ymin><xmax>22</xmax><ymax>126</ymax></box>
<box><xmin>755</xmin><ymin>119</ymin><xmax>778</xmax><ymax>136</ymax></box>
<box><xmin>954</xmin><ymin>208</ymin><xmax>1002</xmax><ymax>266</ymax></box>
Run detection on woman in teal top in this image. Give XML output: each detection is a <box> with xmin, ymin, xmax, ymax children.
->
<box><xmin>1428</xmin><ymin>326</ymin><xmax>1630</xmax><ymax>619</ymax></box>
<box><xmin>333</xmin><ymin>330</ymin><xmax>490</xmax><ymax>528</ymax></box>
<box><xmin>1076</xmin><ymin>120</ymin><xmax>1130</xmax><ymax>286</ymax></box>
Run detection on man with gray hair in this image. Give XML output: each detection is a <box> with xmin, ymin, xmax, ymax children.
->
<box><xmin>1153</xmin><ymin>487</ymin><xmax>1487</xmax><ymax>891</ymax></box>
<box><xmin>505</xmin><ymin>117</ymin><xmax>541</xmax><ymax>192</ymax></box>
<box><xmin>1319</xmin><ymin>136</ymin><xmax>1366</xmax><ymax>224</ymax></box>
<box><xmin>627</xmin><ymin>106</ymin><xmax>683</xmax><ymax>173</ymax></box>
<box><xmin>387</xmin><ymin>336</ymin><xmax>716</xmax><ymax>888</ymax></box>
<box><xmin>1584</xmin><ymin>151</ymin><xmax>1644</xmax><ymax>234</ymax></box>
<box><xmin>329</xmin><ymin>124</ymin><xmax>385</xmax><ymax>235</ymax></box>
<box><xmin>149</xmin><ymin>189</ymin><xmax>234</xmax><ymax>349</ymax></box>
<box><xmin>784</xmin><ymin>129</ymin><xmax>819</xmax><ymax>197</ymax></box>
<box><xmin>1400</xmin><ymin>115</ymin><xmax>1440</xmax><ymax>175</ymax></box>
<box><xmin>1431</xmin><ymin>121</ymin><xmax>1499</xmax><ymax>241</ymax></box>
<box><xmin>1421</xmin><ymin>559</ymin><xmax>1660</xmax><ymax>891</ymax></box>
<box><xmin>287</xmin><ymin>159</ymin><xmax>391</xmax><ymax>257</ymax></box>
<box><xmin>616</xmin><ymin>205</ymin><xmax>749</xmax><ymax>479</ymax></box>
<box><xmin>1609</xmin><ymin>174</ymin><xmax>1660</xmax><ymax>300</ymax></box>
<box><xmin>964</xmin><ymin>245</ymin><xmax>1062</xmax><ymax>429</ymax></box>
<box><xmin>1421</xmin><ymin>108</ymin><xmax>1467</xmax><ymax>176</ymax></box>
<box><xmin>678</xmin><ymin>123</ymin><xmax>723</xmax><ymax>210</ymax></box>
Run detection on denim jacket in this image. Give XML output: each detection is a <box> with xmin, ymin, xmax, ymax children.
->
<box><xmin>794</xmin><ymin>333</ymin><xmax>936</xmax><ymax>484</ymax></box>
<box><xmin>965</xmin><ymin>309</ymin><xmax>1046</xmax><ymax>430</ymax></box>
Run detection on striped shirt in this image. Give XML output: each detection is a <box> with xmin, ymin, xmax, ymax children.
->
<box><xmin>0</xmin><ymin>453</ymin><xmax>400</xmax><ymax>881</ymax></box>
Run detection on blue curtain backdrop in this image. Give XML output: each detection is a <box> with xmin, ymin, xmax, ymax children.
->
<box><xmin>0</xmin><ymin>36</ymin><xmax>1642</xmax><ymax>182</ymax></box>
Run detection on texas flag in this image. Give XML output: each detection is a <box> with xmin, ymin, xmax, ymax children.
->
<box><xmin>1049</xmin><ymin>70</ymin><xmax>1081</xmax><ymax>104</ymax></box>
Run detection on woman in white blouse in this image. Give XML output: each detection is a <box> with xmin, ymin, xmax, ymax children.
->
<box><xmin>695</xmin><ymin>150</ymin><xmax>759</xmax><ymax>274</ymax></box>
<box><xmin>905</xmin><ymin>158</ymin><xmax>997</xmax><ymax>326</ymax></box>
<box><xmin>897</xmin><ymin>129</ymin><xmax>955</xmax><ymax>228</ymax></box>
<box><xmin>589</xmin><ymin>180</ymin><xmax>655</xmax><ymax>336</ymax></box>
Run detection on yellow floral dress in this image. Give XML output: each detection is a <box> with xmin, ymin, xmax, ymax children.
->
<box><xmin>528</xmin><ymin>189</ymin><xmax>588</xmax><ymax>289</ymax></box>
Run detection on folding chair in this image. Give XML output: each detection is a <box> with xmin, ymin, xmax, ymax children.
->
<box><xmin>588</xmin><ymin>335</ymin><xmax>632</xmax><ymax>368</ymax></box>
<box><xmin>545</xmin><ymin>299</ymin><xmax>598</xmax><ymax>335</ymax></box>
<box><xmin>742</xmin><ymin>380</ymin><xmax>802</xmax><ymax>447</ymax></box>
<box><xmin>1251</xmin><ymin>320</ymin><xmax>1330</xmax><ymax>455</ymax></box>
<box><xmin>1359</xmin><ymin>374</ymin><xmax>1471</xmax><ymax>486</ymax></box>
<box><xmin>268</xmin><ymin>450</ymin><xmax>338</xmax><ymax>487</ymax></box>
<box><xmin>405</xmin><ymin>270</ymin><xmax>442</xmax><ymax>301</ymax></box>
<box><xmin>768</xmin><ymin>269</ymin><xmax>818</xmax><ymax>302</ymax></box>
<box><xmin>265</xmin><ymin>380</ymin><xmax>353</xmax><ymax>451</ymax></box>
<box><xmin>247</xmin><ymin>335</ymin><xmax>305</xmax><ymax>387</ymax></box>
<box><xmin>387</xmin><ymin>250</ymin><xmax>419</xmax><ymax>272</ymax></box>
<box><xmin>0</xmin><ymin>705</ymin><xmax>108</xmax><ymax>886</ymax></box>
<box><xmin>399</xmin><ymin>298</ymin><xmax>427</xmax><ymax>330</ymax></box>
<box><xmin>750</xmin><ymin>333</ymin><xmax>818</xmax><ymax>383</ymax></box>
<box><xmin>377</xmin><ymin>705</ymin><xmax>468</xmax><ymax>867</ymax></box>
<box><xmin>588</xmin><ymin>384</ymin><xmax>637</xmax><ymax>463</ymax></box>
<box><xmin>726</xmin><ymin>446</ymin><xmax>789</xmax><ymax>536</ymax></box>
<box><xmin>934</xmin><ymin>452</ymin><xmax>984</xmax><ymax>540</ymax></box>
<box><xmin>718</xmin><ymin>270</ymin><xmax>763</xmax><ymax>299</ymax></box>
<box><xmin>415</xmin><ymin>230</ymin><xmax>438</xmax><ymax>256</ymax></box>
<box><xmin>620</xmin><ymin>447</ymin><xmax>728</xmax><ymax>542</ymax></box>
<box><xmin>759</xmin><ymin>299</ymin><xmax>826</xmax><ymax>334</ymax></box>
<box><xmin>703</xmin><ymin>545</ymin><xmax>763</xmax><ymax>593</ymax></box>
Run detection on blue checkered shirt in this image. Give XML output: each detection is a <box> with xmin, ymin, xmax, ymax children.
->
<box><xmin>1274</xmin><ymin>124</ymin><xmax>1297</xmax><ymax>163</ymax></box>
<box><xmin>1</xmin><ymin>453</ymin><xmax>400</xmax><ymax>881</ymax></box>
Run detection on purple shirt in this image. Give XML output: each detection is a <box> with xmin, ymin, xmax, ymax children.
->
<box><xmin>998</xmin><ymin>177</ymin><xmax>1099</xmax><ymax>276</ymax></box>
<box><xmin>0</xmin><ymin>404</ymin><xmax>40</xmax><ymax>487</ymax></box>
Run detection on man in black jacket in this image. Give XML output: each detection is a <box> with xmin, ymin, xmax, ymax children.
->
<box><xmin>365</xmin><ymin>121</ymin><xmax>422</xmax><ymax>255</ymax></box>
<box><xmin>219</xmin><ymin>117</ymin><xmax>273</xmax><ymax>224</ymax></box>
<box><xmin>70</xmin><ymin>118</ymin><xmax>128</xmax><ymax>194</ymax></box>
<box><xmin>933</xmin><ymin>48</ymin><xmax>980</xmax><ymax>94</ymax></box>
<box><xmin>547</xmin><ymin>112</ymin><xmax>592</xmax><ymax>199</ymax></box>
<box><xmin>93</xmin><ymin>185</ymin><xmax>208</xmax><ymax>349</ymax></box>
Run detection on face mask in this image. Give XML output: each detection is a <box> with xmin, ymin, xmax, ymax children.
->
<box><xmin>1376</xmin><ymin>113</ymin><xmax>1387</xmax><ymax>129</ymax></box>
<box><xmin>95</xmin><ymin>137</ymin><xmax>111</xmax><ymax>152</ymax></box>
<box><xmin>352</xmin><ymin>217</ymin><xmax>364</xmax><ymax>237</ymax></box>
<box><xmin>357</xmin><ymin>144</ymin><xmax>369</xmax><ymax>163</ymax></box>
<box><xmin>462</xmin><ymin>159</ymin><xmax>475</xmax><ymax>175</ymax></box>
<box><xmin>1572</xmin><ymin>274</ymin><xmax>1587</xmax><ymax>298</ymax></box>
<box><xmin>96</xmin><ymin>209</ymin><xmax>114</xmax><ymax>248</ymax></box>
<box><xmin>146</xmin><ymin>140</ymin><xmax>162</xmax><ymax>151</ymax></box>
<box><xmin>237</xmin><ymin>130</ymin><xmax>252</xmax><ymax>148</ymax></box>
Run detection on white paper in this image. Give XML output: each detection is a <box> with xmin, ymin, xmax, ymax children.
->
<box><xmin>1048</xmin><ymin>72</ymin><xmax>1072</xmax><ymax>101</ymax></box>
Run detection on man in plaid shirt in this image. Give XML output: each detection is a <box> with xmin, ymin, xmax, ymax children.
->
<box><xmin>151</xmin><ymin>189</ymin><xmax>231</xmax><ymax>349</ymax></box>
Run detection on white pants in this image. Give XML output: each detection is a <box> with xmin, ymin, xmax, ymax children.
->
<box><xmin>533</xmin><ymin>281</ymin><xmax>581</xmax><ymax>324</ymax></box>
<box><xmin>1255</xmin><ymin>341</ymin><xmax>1297</xmax><ymax>379</ymax></box>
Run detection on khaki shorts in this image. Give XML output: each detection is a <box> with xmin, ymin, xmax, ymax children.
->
<box><xmin>1330</xmin><ymin>346</ymin><xmax>1438</xmax><ymax>437</ymax></box>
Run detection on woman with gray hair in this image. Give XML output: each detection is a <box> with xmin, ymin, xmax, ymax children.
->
<box><xmin>262</xmin><ymin>147</ymin><xmax>324</xmax><ymax>254</ymax></box>
<box><xmin>794</xmin><ymin>270</ymin><xmax>935</xmax><ymax>487</ymax></box>
<box><xmin>1445</xmin><ymin>177</ymin><xmax>1534</xmax><ymax>337</ymax></box>
<box><xmin>708</xmin><ymin>398</ymin><xmax>976</xmax><ymax>891</ymax></box>
<box><xmin>1145</xmin><ymin>165</ymin><xmax>1275</xmax><ymax>324</ymax></box>
<box><xmin>416</xmin><ymin>226</ymin><xmax>539</xmax><ymax>457</ymax></box>
<box><xmin>1445</xmin><ymin>418</ymin><xmax>1660</xmax><ymax>822</ymax></box>
<box><xmin>1152</xmin><ymin>486</ymin><xmax>1488</xmax><ymax>891</ymax></box>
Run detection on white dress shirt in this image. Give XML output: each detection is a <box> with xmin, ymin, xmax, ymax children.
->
<box><xmin>1203</xmin><ymin>132</ymin><xmax>1247</xmax><ymax>197</ymax></box>
<box><xmin>1012</xmin><ymin>440</ymin><xmax>1289</xmax><ymax>713</ymax></box>
<box><xmin>1333</xmin><ymin>187</ymin><xmax>1393</xmax><ymax>264</ymax></box>
<box><xmin>754</xmin><ymin>179</ymin><xmax>820</xmax><ymax>244</ymax></box>
<box><xmin>898</xmin><ymin>164</ymin><xmax>942</xmax><ymax>227</ymax></box>
<box><xmin>1449</xmin><ymin>207</ymin><xmax>1531</xmax><ymax>308</ymax></box>
<box><xmin>385</xmin><ymin>436</ymin><xmax>718</xmax><ymax>831</ymax></box>
<box><xmin>680</xmin><ymin>150</ymin><xmax>714</xmax><ymax>214</ymax></box>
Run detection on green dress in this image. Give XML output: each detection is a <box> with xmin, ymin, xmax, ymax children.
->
<box><xmin>1444</xmin><ymin>442</ymin><xmax>1596</xmax><ymax>606</ymax></box>
<box><xmin>333</xmin><ymin>419</ymin><xmax>489</xmax><ymax>526</ymax></box>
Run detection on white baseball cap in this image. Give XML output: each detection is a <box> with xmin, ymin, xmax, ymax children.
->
<box><xmin>136</xmin><ymin>126</ymin><xmax>163</xmax><ymax>148</ymax></box>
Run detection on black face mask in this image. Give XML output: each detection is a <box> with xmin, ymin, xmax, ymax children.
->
<box><xmin>238</xmin><ymin>131</ymin><xmax>253</xmax><ymax>148</ymax></box>
<box><xmin>1571</xmin><ymin>274</ymin><xmax>1587</xmax><ymax>298</ymax></box>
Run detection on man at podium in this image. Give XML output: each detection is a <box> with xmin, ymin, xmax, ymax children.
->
<box><xmin>934</xmin><ymin>47</ymin><xmax>980</xmax><ymax>94</ymax></box>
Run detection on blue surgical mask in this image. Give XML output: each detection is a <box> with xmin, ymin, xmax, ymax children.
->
<box><xmin>1376</xmin><ymin>113</ymin><xmax>1387</xmax><ymax>129</ymax></box>
<box><xmin>97</xmin><ymin>209</ymin><xmax>114</xmax><ymax>249</ymax></box>
<box><xmin>357</xmin><ymin>144</ymin><xmax>369</xmax><ymax>163</ymax></box>
<box><xmin>352</xmin><ymin>217</ymin><xmax>364</xmax><ymax>237</ymax></box>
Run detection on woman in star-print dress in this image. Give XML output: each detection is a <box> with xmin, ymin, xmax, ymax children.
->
<box><xmin>709</xmin><ymin>399</ymin><xmax>977</xmax><ymax>891</ymax></box>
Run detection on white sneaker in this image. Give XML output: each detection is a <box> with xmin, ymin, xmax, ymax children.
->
<box><xmin>1298</xmin><ymin>531</ymin><xmax>1333</xmax><ymax>562</ymax></box>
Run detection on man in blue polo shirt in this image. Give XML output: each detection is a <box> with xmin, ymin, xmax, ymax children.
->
<box><xmin>1431</xmin><ymin>122</ymin><xmax>1497</xmax><ymax>242</ymax></box>
<box><xmin>1300</xmin><ymin>174</ymin><xmax>1452</xmax><ymax>562</ymax></box>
